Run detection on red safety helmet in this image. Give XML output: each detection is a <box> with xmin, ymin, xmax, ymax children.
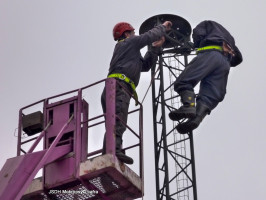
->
<box><xmin>113</xmin><ymin>22</ymin><xmax>135</xmax><ymax>41</ymax></box>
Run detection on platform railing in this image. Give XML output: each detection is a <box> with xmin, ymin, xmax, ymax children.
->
<box><xmin>16</xmin><ymin>78</ymin><xmax>143</xmax><ymax>178</ymax></box>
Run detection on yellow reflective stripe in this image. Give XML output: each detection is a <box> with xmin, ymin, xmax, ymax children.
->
<box><xmin>196</xmin><ymin>45</ymin><xmax>222</xmax><ymax>52</ymax></box>
<box><xmin>108</xmin><ymin>73</ymin><xmax>130</xmax><ymax>83</ymax></box>
<box><xmin>108</xmin><ymin>73</ymin><xmax>138</xmax><ymax>105</ymax></box>
<box><xmin>108</xmin><ymin>73</ymin><xmax>136</xmax><ymax>90</ymax></box>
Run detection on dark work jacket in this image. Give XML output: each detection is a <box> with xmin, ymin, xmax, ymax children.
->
<box><xmin>192</xmin><ymin>20</ymin><xmax>243</xmax><ymax>67</ymax></box>
<box><xmin>108</xmin><ymin>24</ymin><xmax>166</xmax><ymax>86</ymax></box>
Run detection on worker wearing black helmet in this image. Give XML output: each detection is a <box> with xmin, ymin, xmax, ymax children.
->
<box><xmin>169</xmin><ymin>20</ymin><xmax>243</xmax><ymax>134</ymax></box>
<box><xmin>102</xmin><ymin>21</ymin><xmax>172</xmax><ymax>164</ymax></box>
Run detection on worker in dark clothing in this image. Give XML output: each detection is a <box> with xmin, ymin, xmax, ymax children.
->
<box><xmin>169</xmin><ymin>20</ymin><xmax>243</xmax><ymax>134</ymax></box>
<box><xmin>102</xmin><ymin>21</ymin><xmax>172</xmax><ymax>164</ymax></box>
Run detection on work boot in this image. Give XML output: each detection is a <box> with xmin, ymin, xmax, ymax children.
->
<box><xmin>176</xmin><ymin>103</ymin><xmax>210</xmax><ymax>134</ymax></box>
<box><xmin>102</xmin><ymin>135</ymin><xmax>134</xmax><ymax>165</ymax></box>
<box><xmin>116</xmin><ymin>136</ymin><xmax>134</xmax><ymax>165</ymax></box>
<box><xmin>169</xmin><ymin>90</ymin><xmax>196</xmax><ymax>121</ymax></box>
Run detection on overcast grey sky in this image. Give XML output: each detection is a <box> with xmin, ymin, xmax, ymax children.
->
<box><xmin>1</xmin><ymin>1</ymin><xmax>266</xmax><ymax>200</ymax></box>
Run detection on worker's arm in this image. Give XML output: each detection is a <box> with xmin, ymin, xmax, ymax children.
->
<box><xmin>139</xmin><ymin>24</ymin><xmax>170</xmax><ymax>72</ymax></box>
<box><xmin>152</xmin><ymin>36</ymin><xmax>165</xmax><ymax>48</ymax></box>
<box><xmin>132</xmin><ymin>21</ymin><xmax>172</xmax><ymax>49</ymax></box>
<box><xmin>141</xmin><ymin>39</ymin><xmax>165</xmax><ymax>72</ymax></box>
<box><xmin>141</xmin><ymin>50</ymin><xmax>158</xmax><ymax>72</ymax></box>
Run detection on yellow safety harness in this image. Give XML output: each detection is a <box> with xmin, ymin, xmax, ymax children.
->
<box><xmin>196</xmin><ymin>45</ymin><xmax>222</xmax><ymax>53</ymax></box>
<box><xmin>108</xmin><ymin>73</ymin><xmax>139</xmax><ymax>106</ymax></box>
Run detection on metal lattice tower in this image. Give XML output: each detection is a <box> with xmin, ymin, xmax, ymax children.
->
<box><xmin>140</xmin><ymin>14</ymin><xmax>197</xmax><ymax>200</ymax></box>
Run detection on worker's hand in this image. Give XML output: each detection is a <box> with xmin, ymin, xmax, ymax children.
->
<box><xmin>222</xmin><ymin>42</ymin><xmax>235</xmax><ymax>57</ymax></box>
<box><xmin>162</xmin><ymin>21</ymin><xmax>172</xmax><ymax>31</ymax></box>
<box><xmin>152</xmin><ymin>36</ymin><xmax>165</xmax><ymax>47</ymax></box>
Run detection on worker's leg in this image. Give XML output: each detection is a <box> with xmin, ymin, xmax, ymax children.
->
<box><xmin>169</xmin><ymin>52</ymin><xmax>216</xmax><ymax>121</ymax></box>
<box><xmin>169</xmin><ymin>90</ymin><xmax>196</xmax><ymax>120</ymax></box>
<box><xmin>101</xmin><ymin>87</ymin><xmax>107</xmax><ymax>154</ymax></box>
<box><xmin>114</xmin><ymin>81</ymin><xmax>134</xmax><ymax>164</ymax></box>
<box><xmin>114</xmin><ymin>82</ymin><xmax>131</xmax><ymax>137</ymax></box>
<box><xmin>176</xmin><ymin>52</ymin><xmax>231</xmax><ymax>133</ymax></box>
<box><xmin>176</xmin><ymin>102</ymin><xmax>210</xmax><ymax>134</ymax></box>
<box><xmin>196</xmin><ymin>52</ymin><xmax>231</xmax><ymax>111</ymax></box>
<box><xmin>101</xmin><ymin>82</ymin><xmax>134</xmax><ymax>164</ymax></box>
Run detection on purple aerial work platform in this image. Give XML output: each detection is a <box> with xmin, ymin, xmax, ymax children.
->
<box><xmin>0</xmin><ymin>78</ymin><xmax>143</xmax><ymax>200</ymax></box>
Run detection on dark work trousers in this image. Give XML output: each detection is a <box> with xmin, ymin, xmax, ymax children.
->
<box><xmin>174</xmin><ymin>50</ymin><xmax>231</xmax><ymax>111</ymax></box>
<box><xmin>101</xmin><ymin>80</ymin><xmax>132</xmax><ymax>138</ymax></box>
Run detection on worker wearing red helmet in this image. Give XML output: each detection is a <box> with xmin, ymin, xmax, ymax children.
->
<box><xmin>102</xmin><ymin>21</ymin><xmax>172</xmax><ymax>164</ymax></box>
